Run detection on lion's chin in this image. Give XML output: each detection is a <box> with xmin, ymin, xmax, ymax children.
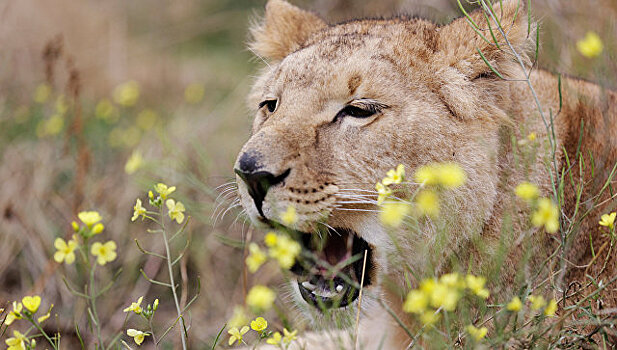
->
<box><xmin>286</xmin><ymin>227</ymin><xmax>375</xmax><ymax>310</ymax></box>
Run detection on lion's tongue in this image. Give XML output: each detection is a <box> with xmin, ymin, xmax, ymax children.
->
<box><xmin>314</xmin><ymin>231</ymin><xmax>354</xmax><ymax>279</ymax></box>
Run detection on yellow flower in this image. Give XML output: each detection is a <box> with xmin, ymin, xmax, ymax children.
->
<box><xmin>36</xmin><ymin>115</ymin><xmax>64</xmax><ymax>137</ymax></box>
<box><xmin>228</xmin><ymin>326</ymin><xmax>249</xmax><ymax>346</ymax></box>
<box><xmin>113</xmin><ymin>81</ymin><xmax>140</xmax><ymax>107</ymax></box>
<box><xmin>599</xmin><ymin>212</ymin><xmax>616</xmax><ymax>230</ymax></box>
<box><xmin>92</xmin><ymin>223</ymin><xmax>104</xmax><ymax>235</ymax></box>
<box><xmin>5</xmin><ymin>302</ymin><xmax>23</xmax><ymax>325</ymax></box>
<box><xmin>166</xmin><ymin>199</ymin><xmax>186</xmax><ymax>224</ymax></box>
<box><xmin>78</xmin><ymin>211</ymin><xmax>102</xmax><ymax>228</ymax></box>
<box><xmin>246</xmin><ymin>285</ymin><xmax>276</xmax><ymax>311</ymax></box>
<box><xmin>515</xmin><ymin>182</ymin><xmax>539</xmax><ymax>201</ymax></box>
<box><xmin>465</xmin><ymin>275</ymin><xmax>489</xmax><ymax>299</ymax></box>
<box><xmin>420</xmin><ymin>311</ymin><xmax>440</xmax><ymax>326</ymax></box>
<box><xmin>123</xmin><ymin>296</ymin><xmax>144</xmax><ymax>314</ymax></box>
<box><xmin>136</xmin><ymin>109</ymin><xmax>158</xmax><ymax>130</ymax></box>
<box><xmin>250</xmin><ymin>317</ymin><xmax>268</xmax><ymax>332</ymax></box>
<box><xmin>268</xmin><ymin>234</ymin><xmax>301</xmax><ymax>269</ymax></box>
<box><xmin>266</xmin><ymin>331</ymin><xmax>282</xmax><ymax>345</ymax></box>
<box><xmin>38</xmin><ymin>309</ymin><xmax>51</xmax><ymax>323</ymax></box>
<box><xmin>379</xmin><ymin>201</ymin><xmax>411</xmax><ymax>227</ymax></box>
<box><xmin>531</xmin><ymin>198</ymin><xmax>559</xmax><ymax>233</ymax></box>
<box><xmin>91</xmin><ymin>240</ymin><xmax>117</xmax><ymax>265</ymax></box>
<box><xmin>403</xmin><ymin>290</ymin><xmax>428</xmax><ymax>314</ymax></box>
<box><xmin>577</xmin><ymin>31</ymin><xmax>603</xmax><ymax>58</ymax></box>
<box><xmin>436</xmin><ymin>163</ymin><xmax>467</xmax><ymax>188</ymax></box>
<box><xmin>127</xmin><ymin>329</ymin><xmax>149</xmax><ymax>346</ymax></box>
<box><xmin>283</xmin><ymin>328</ymin><xmax>298</xmax><ymax>344</ymax></box>
<box><xmin>54</xmin><ymin>237</ymin><xmax>78</xmax><ymax>264</ymax></box>
<box><xmin>440</xmin><ymin>273</ymin><xmax>464</xmax><ymax>289</ymax></box>
<box><xmin>506</xmin><ymin>296</ymin><xmax>522</xmax><ymax>312</ymax></box>
<box><xmin>429</xmin><ymin>282</ymin><xmax>460</xmax><ymax>311</ymax></box>
<box><xmin>528</xmin><ymin>295</ymin><xmax>546</xmax><ymax>310</ymax></box>
<box><xmin>154</xmin><ymin>183</ymin><xmax>176</xmax><ymax>199</ymax></box>
<box><xmin>466</xmin><ymin>325</ymin><xmax>488</xmax><ymax>341</ymax></box>
<box><xmin>184</xmin><ymin>83</ymin><xmax>205</xmax><ymax>104</ymax></box>
<box><xmin>375</xmin><ymin>182</ymin><xmax>392</xmax><ymax>205</ymax></box>
<box><xmin>414</xmin><ymin>165</ymin><xmax>439</xmax><ymax>186</ymax></box>
<box><xmin>108</xmin><ymin>125</ymin><xmax>141</xmax><ymax>148</ymax></box>
<box><xmin>415</xmin><ymin>190</ymin><xmax>440</xmax><ymax>218</ymax></box>
<box><xmin>544</xmin><ymin>299</ymin><xmax>558</xmax><ymax>317</ymax></box>
<box><xmin>382</xmin><ymin>164</ymin><xmax>405</xmax><ymax>186</ymax></box>
<box><xmin>419</xmin><ymin>278</ymin><xmax>437</xmax><ymax>294</ymax></box>
<box><xmin>132</xmin><ymin>198</ymin><xmax>147</xmax><ymax>222</ymax></box>
<box><xmin>125</xmin><ymin>150</ymin><xmax>144</xmax><ymax>174</ymax></box>
<box><xmin>22</xmin><ymin>295</ymin><xmax>41</xmax><ymax>313</ymax></box>
<box><xmin>246</xmin><ymin>243</ymin><xmax>267</xmax><ymax>273</ymax></box>
<box><xmin>95</xmin><ymin>98</ymin><xmax>118</xmax><ymax>123</ymax></box>
<box><xmin>414</xmin><ymin>162</ymin><xmax>466</xmax><ymax>188</ymax></box>
<box><xmin>228</xmin><ymin>306</ymin><xmax>249</xmax><ymax>328</ymax></box>
<box><xmin>55</xmin><ymin>95</ymin><xmax>68</xmax><ymax>115</ymax></box>
<box><xmin>264</xmin><ymin>232</ymin><xmax>278</xmax><ymax>247</ymax></box>
<box><xmin>6</xmin><ymin>330</ymin><xmax>27</xmax><ymax>350</ymax></box>
<box><xmin>280</xmin><ymin>205</ymin><xmax>297</xmax><ymax>226</ymax></box>
<box><xmin>527</xmin><ymin>132</ymin><xmax>537</xmax><ymax>141</ymax></box>
<box><xmin>34</xmin><ymin>83</ymin><xmax>52</xmax><ymax>103</ymax></box>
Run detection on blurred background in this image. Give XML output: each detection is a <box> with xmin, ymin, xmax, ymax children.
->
<box><xmin>1</xmin><ymin>0</ymin><xmax>616</xmax><ymax>348</ymax></box>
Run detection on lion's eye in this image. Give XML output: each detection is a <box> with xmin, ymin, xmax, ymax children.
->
<box><xmin>334</xmin><ymin>104</ymin><xmax>378</xmax><ymax>122</ymax></box>
<box><xmin>259</xmin><ymin>99</ymin><xmax>278</xmax><ymax>113</ymax></box>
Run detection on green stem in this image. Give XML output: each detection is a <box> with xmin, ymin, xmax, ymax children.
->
<box><xmin>25</xmin><ymin>315</ymin><xmax>58</xmax><ymax>350</ymax></box>
<box><xmin>160</xmin><ymin>206</ymin><xmax>188</xmax><ymax>350</ymax></box>
<box><xmin>89</xmin><ymin>262</ymin><xmax>105</xmax><ymax>350</ymax></box>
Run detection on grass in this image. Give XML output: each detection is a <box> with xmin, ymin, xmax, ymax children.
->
<box><xmin>0</xmin><ymin>0</ymin><xmax>616</xmax><ymax>349</ymax></box>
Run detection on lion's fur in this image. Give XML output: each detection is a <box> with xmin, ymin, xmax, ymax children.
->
<box><xmin>236</xmin><ymin>0</ymin><xmax>617</xmax><ymax>347</ymax></box>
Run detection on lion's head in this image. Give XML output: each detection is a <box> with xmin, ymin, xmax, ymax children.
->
<box><xmin>235</xmin><ymin>0</ymin><xmax>533</xmax><ymax>317</ymax></box>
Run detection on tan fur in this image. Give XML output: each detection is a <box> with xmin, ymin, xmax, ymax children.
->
<box><xmin>237</xmin><ymin>0</ymin><xmax>617</xmax><ymax>348</ymax></box>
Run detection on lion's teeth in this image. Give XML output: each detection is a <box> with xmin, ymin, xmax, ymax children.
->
<box><xmin>336</xmin><ymin>284</ymin><xmax>344</xmax><ymax>293</ymax></box>
<box><xmin>302</xmin><ymin>281</ymin><xmax>317</xmax><ymax>291</ymax></box>
<box><xmin>312</xmin><ymin>289</ymin><xmax>339</xmax><ymax>298</ymax></box>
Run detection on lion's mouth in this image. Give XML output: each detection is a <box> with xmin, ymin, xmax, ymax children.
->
<box><xmin>288</xmin><ymin>227</ymin><xmax>374</xmax><ymax>309</ymax></box>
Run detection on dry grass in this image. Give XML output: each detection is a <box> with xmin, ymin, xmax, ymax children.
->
<box><xmin>0</xmin><ymin>0</ymin><xmax>616</xmax><ymax>349</ymax></box>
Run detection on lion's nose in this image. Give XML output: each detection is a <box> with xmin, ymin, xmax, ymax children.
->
<box><xmin>234</xmin><ymin>165</ymin><xmax>290</xmax><ymax>218</ymax></box>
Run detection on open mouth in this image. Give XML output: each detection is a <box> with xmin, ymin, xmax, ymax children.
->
<box><xmin>288</xmin><ymin>227</ymin><xmax>374</xmax><ymax>310</ymax></box>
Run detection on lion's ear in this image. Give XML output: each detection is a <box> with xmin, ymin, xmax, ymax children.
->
<box><xmin>249</xmin><ymin>0</ymin><xmax>326</xmax><ymax>61</ymax></box>
<box><xmin>437</xmin><ymin>0</ymin><xmax>534</xmax><ymax>79</ymax></box>
<box><xmin>431</xmin><ymin>0</ymin><xmax>534</xmax><ymax>121</ymax></box>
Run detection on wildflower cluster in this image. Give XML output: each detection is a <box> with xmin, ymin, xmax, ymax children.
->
<box><xmin>4</xmin><ymin>295</ymin><xmax>55</xmax><ymax>350</ymax></box>
<box><xmin>376</xmin><ymin>162</ymin><xmax>467</xmax><ymax>227</ymax></box>
<box><xmin>128</xmin><ymin>183</ymin><xmax>195</xmax><ymax>349</ymax></box>
<box><xmin>121</xmin><ymin>296</ymin><xmax>160</xmax><ymax>345</ymax></box>
<box><xmin>412</xmin><ymin>162</ymin><xmax>466</xmax><ymax>217</ymax></box>
<box><xmin>54</xmin><ymin>210</ymin><xmax>118</xmax><ymax>266</ymax></box>
<box><xmin>33</xmin><ymin>84</ymin><xmax>68</xmax><ymax>138</ymax></box>
<box><xmin>226</xmin><ymin>315</ymin><xmax>298</xmax><ymax>349</ymax></box>
<box><xmin>506</xmin><ymin>293</ymin><xmax>558</xmax><ymax>317</ymax></box>
<box><xmin>515</xmin><ymin>182</ymin><xmax>560</xmax><ymax>233</ymax></box>
<box><xmin>402</xmin><ymin>273</ymin><xmax>489</xmax><ymax>326</ymax></box>
<box><xmin>245</xmin><ymin>231</ymin><xmax>301</xmax><ymax>273</ymax></box>
<box><xmin>132</xmin><ymin>183</ymin><xmax>185</xmax><ymax>224</ymax></box>
<box><xmin>245</xmin><ymin>206</ymin><xmax>302</xmax><ymax>273</ymax></box>
<box><xmin>375</xmin><ymin>164</ymin><xmax>405</xmax><ymax>205</ymax></box>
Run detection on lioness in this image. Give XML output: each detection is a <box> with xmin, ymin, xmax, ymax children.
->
<box><xmin>234</xmin><ymin>0</ymin><xmax>617</xmax><ymax>347</ymax></box>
